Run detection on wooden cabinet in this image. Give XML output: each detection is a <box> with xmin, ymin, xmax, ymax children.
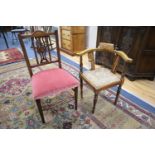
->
<box><xmin>60</xmin><ymin>26</ymin><xmax>86</xmax><ymax>55</ymax></box>
<box><xmin>96</xmin><ymin>26</ymin><xmax>155</xmax><ymax>80</ymax></box>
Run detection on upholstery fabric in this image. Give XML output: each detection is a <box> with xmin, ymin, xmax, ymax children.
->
<box><xmin>82</xmin><ymin>67</ymin><xmax>121</xmax><ymax>90</ymax></box>
<box><xmin>32</xmin><ymin>68</ymin><xmax>79</xmax><ymax>99</ymax></box>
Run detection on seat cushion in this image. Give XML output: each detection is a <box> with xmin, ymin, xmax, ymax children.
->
<box><xmin>82</xmin><ymin>67</ymin><xmax>121</xmax><ymax>90</ymax></box>
<box><xmin>32</xmin><ymin>68</ymin><xmax>79</xmax><ymax>99</ymax></box>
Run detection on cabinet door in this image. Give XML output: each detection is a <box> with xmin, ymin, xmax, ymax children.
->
<box><xmin>116</xmin><ymin>27</ymin><xmax>147</xmax><ymax>72</ymax></box>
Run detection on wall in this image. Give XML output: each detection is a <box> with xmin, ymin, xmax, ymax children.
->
<box><xmin>86</xmin><ymin>26</ymin><xmax>98</xmax><ymax>48</ymax></box>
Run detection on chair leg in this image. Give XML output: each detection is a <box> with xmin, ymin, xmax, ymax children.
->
<box><xmin>36</xmin><ymin>99</ymin><xmax>45</xmax><ymax>123</ymax></box>
<box><xmin>73</xmin><ymin>87</ymin><xmax>78</xmax><ymax>110</ymax></box>
<box><xmin>114</xmin><ymin>84</ymin><xmax>122</xmax><ymax>105</ymax></box>
<box><xmin>92</xmin><ymin>92</ymin><xmax>98</xmax><ymax>114</ymax></box>
<box><xmin>80</xmin><ymin>76</ymin><xmax>83</xmax><ymax>98</ymax></box>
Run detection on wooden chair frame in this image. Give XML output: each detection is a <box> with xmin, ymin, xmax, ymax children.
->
<box><xmin>76</xmin><ymin>42</ymin><xmax>133</xmax><ymax>114</ymax></box>
<box><xmin>18</xmin><ymin>30</ymin><xmax>78</xmax><ymax>123</ymax></box>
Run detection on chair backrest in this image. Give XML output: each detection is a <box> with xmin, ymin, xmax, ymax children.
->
<box><xmin>87</xmin><ymin>42</ymin><xmax>116</xmax><ymax>71</ymax></box>
<box><xmin>77</xmin><ymin>42</ymin><xmax>132</xmax><ymax>78</ymax></box>
<box><xmin>98</xmin><ymin>42</ymin><xmax>132</xmax><ymax>74</ymax></box>
<box><xmin>97</xmin><ymin>42</ymin><xmax>117</xmax><ymax>73</ymax></box>
<box><xmin>18</xmin><ymin>30</ymin><xmax>61</xmax><ymax>77</ymax></box>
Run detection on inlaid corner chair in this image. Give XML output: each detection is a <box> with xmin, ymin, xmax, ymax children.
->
<box><xmin>76</xmin><ymin>42</ymin><xmax>133</xmax><ymax>114</ymax></box>
<box><xmin>18</xmin><ymin>30</ymin><xmax>79</xmax><ymax>123</ymax></box>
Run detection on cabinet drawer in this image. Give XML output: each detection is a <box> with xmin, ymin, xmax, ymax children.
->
<box><xmin>62</xmin><ymin>39</ymin><xmax>72</xmax><ymax>51</ymax></box>
<box><xmin>61</xmin><ymin>26</ymin><xmax>85</xmax><ymax>33</ymax></box>
<box><xmin>61</xmin><ymin>30</ymin><xmax>72</xmax><ymax>40</ymax></box>
<box><xmin>61</xmin><ymin>26</ymin><xmax>71</xmax><ymax>30</ymax></box>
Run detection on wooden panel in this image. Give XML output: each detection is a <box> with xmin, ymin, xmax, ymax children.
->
<box><xmin>72</xmin><ymin>26</ymin><xmax>85</xmax><ymax>33</ymax></box>
<box><xmin>137</xmin><ymin>27</ymin><xmax>155</xmax><ymax>73</ymax></box>
<box><xmin>72</xmin><ymin>34</ymin><xmax>85</xmax><ymax>52</ymax></box>
<box><xmin>138</xmin><ymin>54</ymin><xmax>155</xmax><ymax>73</ymax></box>
<box><xmin>144</xmin><ymin>27</ymin><xmax>155</xmax><ymax>50</ymax></box>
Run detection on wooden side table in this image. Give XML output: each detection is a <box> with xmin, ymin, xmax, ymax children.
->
<box><xmin>11</xmin><ymin>28</ymin><xmax>29</xmax><ymax>44</ymax></box>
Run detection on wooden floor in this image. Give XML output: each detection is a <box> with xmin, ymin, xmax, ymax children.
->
<box><xmin>61</xmin><ymin>51</ymin><xmax>155</xmax><ymax>107</ymax></box>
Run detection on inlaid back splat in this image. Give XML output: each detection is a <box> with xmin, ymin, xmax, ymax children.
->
<box><xmin>18</xmin><ymin>30</ymin><xmax>61</xmax><ymax>77</ymax></box>
<box><xmin>32</xmin><ymin>31</ymin><xmax>55</xmax><ymax>64</ymax></box>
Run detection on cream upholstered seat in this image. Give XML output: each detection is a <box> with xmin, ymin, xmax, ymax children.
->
<box><xmin>82</xmin><ymin>67</ymin><xmax>121</xmax><ymax>90</ymax></box>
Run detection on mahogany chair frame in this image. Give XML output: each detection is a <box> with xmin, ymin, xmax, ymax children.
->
<box><xmin>76</xmin><ymin>42</ymin><xmax>133</xmax><ymax>114</ymax></box>
<box><xmin>18</xmin><ymin>30</ymin><xmax>78</xmax><ymax>123</ymax></box>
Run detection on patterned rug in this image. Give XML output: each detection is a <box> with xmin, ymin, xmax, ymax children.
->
<box><xmin>0</xmin><ymin>59</ymin><xmax>155</xmax><ymax>129</ymax></box>
<box><xmin>0</xmin><ymin>48</ymin><xmax>24</xmax><ymax>65</ymax></box>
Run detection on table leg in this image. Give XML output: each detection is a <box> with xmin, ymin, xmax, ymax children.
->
<box><xmin>1</xmin><ymin>32</ymin><xmax>9</xmax><ymax>48</ymax></box>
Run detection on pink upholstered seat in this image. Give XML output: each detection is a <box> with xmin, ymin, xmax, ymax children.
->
<box><xmin>32</xmin><ymin>68</ymin><xmax>79</xmax><ymax>99</ymax></box>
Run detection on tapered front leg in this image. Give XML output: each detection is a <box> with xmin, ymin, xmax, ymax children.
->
<box><xmin>114</xmin><ymin>84</ymin><xmax>122</xmax><ymax>105</ymax></box>
<box><xmin>92</xmin><ymin>92</ymin><xmax>98</xmax><ymax>114</ymax></box>
<box><xmin>36</xmin><ymin>99</ymin><xmax>45</xmax><ymax>123</ymax></box>
<box><xmin>73</xmin><ymin>87</ymin><xmax>78</xmax><ymax>110</ymax></box>
<box><xmin>80</xmin><ymin>76</ymin><xmax>83</xmax><ymax>98</ymax></box>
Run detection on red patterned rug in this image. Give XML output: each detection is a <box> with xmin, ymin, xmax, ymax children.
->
<box><xmin>0</xmin><ymin>60</ymin><xmax>155</xmax><ymax>128</ymax></box>
<box><xmin>0</xmin><ymin>48</ymin><xmax>24</xmax><ymax>65</ymax></box>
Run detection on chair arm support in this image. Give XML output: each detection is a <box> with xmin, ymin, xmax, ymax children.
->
<box><xmin>116</xmin><ymin>50</ymin><xmax>133</xmax><ymax>63</ymax></box>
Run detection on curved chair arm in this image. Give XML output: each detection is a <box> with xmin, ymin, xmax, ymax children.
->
<box><xmin>76</xmin><ymin>48</ymin><xmax>100</xmax><ymax>56</ymax></box>
<box><xmin>76</xmin><ymin>47</ymin><xmax>133</xmax><ymax>74</ymax></box>
<box><xmin>116</xmin><ymin>50</ymin><xmax>133</xmax><ymax>63</ymax></box>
